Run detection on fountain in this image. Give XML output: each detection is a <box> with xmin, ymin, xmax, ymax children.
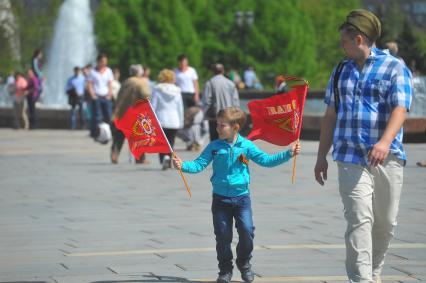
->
<box><xmin>42</xmin><ymin>0</ymin><xmax>97</xmax><ymax>107</ymax></box>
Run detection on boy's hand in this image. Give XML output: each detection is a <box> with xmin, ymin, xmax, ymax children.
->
<box><xmin>291</xmin><ymin>140</ymin><xmax>301</xmax><ymax>157</ymax></box>
<box><xmin>172</xmin><ymin>154</ymin><xmax>183</xmax><ymax>170</ymax></box>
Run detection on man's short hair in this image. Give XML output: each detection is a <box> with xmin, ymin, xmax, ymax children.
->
<box><xmin>217</xmin><ymin>107</ymin><xmax>246</xmax><ymax>129</ymax></box>
<box><xmin>96</xmin><ymin>53</ymin><xmax>107</xmax><ymax>62</ymax></box>
<box><xmin>177</xmin><ymin>54</ymin><xmax>187</xmax><ymax>62</ymax></box>
<box><xmin>212</xmin><ymin>63</ymin><xmax>225</xmax><ymax>74</ymax></box>
<box><xmin>386</xmin><ymin>42</ymin><xmax>398</xmax><ymax>56</ymax></box>
<box><xmin>339</xmin><ymin>22</ymin><xmax>373</xmax><ymax>47</ymax></box>
<box><xmin>74</xmin><ymin>66</ymin><xmax>80</xmax><ymax>72</ymax></box>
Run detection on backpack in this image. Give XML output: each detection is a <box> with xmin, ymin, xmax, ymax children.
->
<box><xmin>333</xmin><ymin>61</ymin><xmax>346</xmax><ymax>113</ymax></box>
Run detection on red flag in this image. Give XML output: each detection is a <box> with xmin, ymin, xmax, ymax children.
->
<box><xmin>114</xmin><ymin>99</ymin><xmax>171</xmax><ymax>159</ymax></box>
<box><xmin>247</xmin><ymin>77</ymin><xmax>308</xmax><ymax>146</ymax></box>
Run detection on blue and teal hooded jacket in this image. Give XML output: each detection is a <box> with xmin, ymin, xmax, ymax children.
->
<box><xmin>181</xmin><ymin>134</ymin><xmax>293</xmax><ymax>197</ymax></box>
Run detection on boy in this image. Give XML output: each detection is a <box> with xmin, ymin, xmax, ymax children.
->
<box><xmin>173</xmin><ymin>107</ymin><xmax>301</xmax><ymax>283</ymax></box>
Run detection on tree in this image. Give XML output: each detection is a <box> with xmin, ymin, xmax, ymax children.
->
<box><xmin>0</xmin><ymin>0</ymin><xmax>61</xmax><ymax>73</ymax></box>
<box><xmin>249</xmin><ymin>0</ymin><xmax>317</xmax><ymax>87</ymax></box>
<box><xmin>94</xmin><ymin>1</ymin><xmax>129</xmax><ymax>69</ymax></box>
<box><xmin>398</xmin><ymin>20</ymin><xmax>426</xmax><ymax>74</ymax></box>
<box><xmin>94</xmin><ymin>0</ymin><xmax>201</xmax><ymax>79</ymax></box>
<box><xmin>301</xmin><ymin>0</ymin><xmax>360</xmax><ymax>88</ymax></box>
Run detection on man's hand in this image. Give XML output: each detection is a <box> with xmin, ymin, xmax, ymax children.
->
<box><xmin>367</xmin><ymin>106</ymin><xmax>406</xmax><ymax>167</ymax></box>
<box><xmin>368</xmin><ymin>139</ymin><xmax>391</xmax><ymax>167</ymax></box>
<box><xmin>194</xmin><ymin>94</ymin><xmax>200</xmax><ymax>105</ymax></box>
<box><xmin>314</xmin><ymin>157</ymin><xmax>328</xmax><ymax>186</ymax></box>
<box><xmin>291</xmin><ymin>140</ymin><xmax>301</xmax><ymax>157</ymax></box>
<box><xmin>172</xmin><ymin>154</ymin><xmax>183</xmax><ymax>170</ymax></box>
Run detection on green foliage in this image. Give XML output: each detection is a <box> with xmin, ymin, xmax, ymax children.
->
<box><xmin>301</xmin><ymin>0</ymin><xmax>360</xmax><ymax>88</ymax></box>
<box><xmin>94</xmin><ymin>0</ymin><xmax>320</xmax><ymax>87</ymax></box>
<box><xmin>2</xmin><ymin>0</ymin><xmax>426</xmax><ymax>87</ymax></box>
<box><xmin>94</xmin><ymin>1</ymin><xmax>129</xmax><ymax>68</ymax></box>
<box><xmin>375</xmin><ymin>0</ymin><xmax>406</xmax><ymax>46</ymax></box>
<box><xmin>249</xmin><ymin>0</ymin><xmax>317</xmax><ymax>87</ymax></box>
<box><xmin>0</xmin><ymin>0</ymin><xmax>61</xmax><ymax>74</ymax></box>
<box><xmin>94</xmin><ymin>0</ymin><xmax>202</xmax><ymax>79</ymax></box>
<box><xmin>0</xmin><ymin>31</ymin><xmax>14</xmax><ymax>74</ymax></box>
<box><xmin>398</xmin><ymin>20</ymin><xmax>426</xmax><ymax>74</ymax></box>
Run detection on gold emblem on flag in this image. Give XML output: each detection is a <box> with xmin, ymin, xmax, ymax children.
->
<box><xmin>271</xmin><ymin>110</ymin><xmax>300</xmax><ymax>133</ymax></box>
<box><xmin>132</xmin><ymin>114</ymin><xmax>156</xmax><ymax>136</ymax></box>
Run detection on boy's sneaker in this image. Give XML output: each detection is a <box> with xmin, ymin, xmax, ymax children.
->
<box><xmin>162</xmin><ymin>155</ymin><xmax>171</xmax><ymax>170</ymax></box>
<box><xmin>240</xmin><ymin>267</ymin><xmax>254</xmax><ymax>282</ymax></box>
<box><xmin>216</xmin><ymin>271</ymin><xmax>232</xmax><ymax>283</ymax></box>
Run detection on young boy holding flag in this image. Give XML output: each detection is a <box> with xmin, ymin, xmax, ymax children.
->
<box><xmin>173</xmin><ymin>107</ymin><xmax>301</xmax><ymax>283</ymax></box>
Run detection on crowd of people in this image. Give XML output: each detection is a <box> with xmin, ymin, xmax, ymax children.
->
<box><xmin>4</xmin><ymin>49</ymin><xmax>43</xmax><ymax>129</ymax></box>
<box><xmin>63</xmin><ymin>53</ymin><xmax>243</xmax><ymax>170</ymax></box>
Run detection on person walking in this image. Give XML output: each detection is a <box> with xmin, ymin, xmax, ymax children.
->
<box><xmin>66</xmin><ymin>67</ymin><xmax>86</xmax><ymax>129</ymax></box>
<box><xmin>13</xmin><ymin>72</ymin><xmax>29</xmax><ymax>130</ymax></box>
<box><xmin>175</xmin><ymin>54</ymin><xmax>199</xmax><ymax>108</ymax></box>
<box><xmin>110</xmin><ymin>64</ymin><xmax>151</xmax><ymax>164</ymax></box>
<box><xmin>31</xmin><ymin>49</ymin><xmax>44</xmax><ymax>98</ymax></box>
<box><xmin>173</xmin><ymin>107</ymin><xmax>301</xmax><ymax>283</ymax></box>
<box><xmin>203</xmin><ymin>63</ymin><xmax>240</xmax><ymax>141</ymax></box>
<box><xmin>87</xmin><ymin>53</ymin><xmax>114</xmax><ymax>139</ymax></box>
<box><xmin>151</xmin><ymin>69</ymin><xmax>184</xmax><ymax>170</ymax></box>
<box><xmin>175</xmin><ymin>54</ymin><xmax>203</xmax><ymax>150</ymax></box>
<box><xmin>314</xmin><ymin>10</ymin><xmax>413</xmax><ymax>283</ymax></box>
<box><xmin>26</xmin><ymin>69</ymin><xmax>40</xmax><ymax>129</ymax></box>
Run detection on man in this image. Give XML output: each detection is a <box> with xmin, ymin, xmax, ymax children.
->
<box><xmin>203</xmin><ymin>63</ymin><xmax>240</xmax><ymax>141</ymax></box>
<box><xmin>243</xmin><ymin>66</ymin><xmax>262</xmax><ymax>90</ymax></box>
<box><xmin>314</xmin><ymin>9</ymin><xmax>412</xmax><ymax>283</ymax></box>
<box><xmin>175</xmin><ymin>54</ymin><xmax>203</xmax><ymax>150</ymax></box>
<box><xmin>175</xmin><ymin>54</ymin><xmax>199</xmax><ymax>108</ymax></box>
<box><xmin>66</xmin><ymin>67</ymin><xmax>86</xmax><ymax>129</ymax></box>
<box><xmin>26</xmin><ymin>69</ymin><xmax>40</xmax><ymax>129</ymax></box>
<box><xmin>87</xmin><ymin>53</ymin><xmax>114</xmax><ymax>139</ymax></box>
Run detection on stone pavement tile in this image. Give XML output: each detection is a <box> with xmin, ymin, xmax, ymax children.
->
<box><xmin>387</xmin><ymin>248</ymin><xmax>426</xmax><ymax>262</ymax></box>
<box><xmin>386</xmin><ymin>263</ymin><xmax>426</xmax><ymax>280</ymax></box>
<box><xmin>51</xmin><ymin>273</ymin><xmax>166</xmax><ymax>283</ymax></box>
<box><xmin>0</xmin><ymin>278</ymin><xmax>54</xmax><ymax>283</ymax></box>
<box><xmin>0</xmin><ymin>260</ymin><xmax>80</xmax><ymax>278</ymax></box>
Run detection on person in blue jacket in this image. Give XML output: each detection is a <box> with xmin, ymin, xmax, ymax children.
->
<box><xmin>173</xmin><ymin>107</ymin><xmax>301</xmax><ymax>283</ymax></box>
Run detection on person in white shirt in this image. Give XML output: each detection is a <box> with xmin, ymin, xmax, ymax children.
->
<box><xmin>66</xmin><ymin>67</ymin><xmax>86</xmax><ymax>129</ymax></box>
<box><xmin>174</xmin><ymin>54</ymin><xmax>199</xmax><ymax>109</ymax></box>
<box><xmin>87</xmin><ymin>53</ymin><xmax>114</xmax><ymax>139</ymax></box>
<box><xmin>175</xmin><ymin>54</ymin><xmax>204</xmax><ymax>150</ymax></box>
<box><xmin>151</xmin><ymin>69</ymin><xmax>184</xmax><ymax>170</ymax></box>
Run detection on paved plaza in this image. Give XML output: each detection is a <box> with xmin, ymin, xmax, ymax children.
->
<box><xmin>0</xmin><ymin>129</ymin><xmax>425</xmax><ymax>283</ymax></box>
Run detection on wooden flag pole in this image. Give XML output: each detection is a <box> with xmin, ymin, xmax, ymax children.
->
<box><xmin>173</xmin><ymin>153</ymin><xmax>192</xmax><ymax>198</ymax></box>
<box><xmin>147</xmin><ymin>100</ymin><xmax>192</xmax><ymax>198</ymax></box>
<box><xmin>292</xmin><ymin>155</ymin><xmax>297</xmax><ymax>184</ymax></box>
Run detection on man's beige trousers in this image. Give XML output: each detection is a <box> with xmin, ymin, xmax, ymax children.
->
<box><xmin>337</xmin><ymin>155</ymin><xmax>403</xmax><ymax>283</ymax></box>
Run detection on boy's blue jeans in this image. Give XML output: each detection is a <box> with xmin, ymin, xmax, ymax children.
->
<box><xmin>212</xmin><ymin>193</ymin><xmax>255</xmax><ymax>274</ymax></box>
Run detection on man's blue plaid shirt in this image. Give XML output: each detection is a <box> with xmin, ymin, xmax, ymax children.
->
<box><xmin>325</xmin><ymin>47</ymin><xmax>413</xmax><ymax>166</ymax></box>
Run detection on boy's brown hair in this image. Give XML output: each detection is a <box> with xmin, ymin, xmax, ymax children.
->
<box><xmin>217</xmin><ymin>107</ymin><xmax>246</xmax><ymax>129</ymax></box>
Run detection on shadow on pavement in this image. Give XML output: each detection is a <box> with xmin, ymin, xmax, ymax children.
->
<box><xmin>90</xmin><ymin>274</ymin><xmax>215</xmax><ymax>283</ymax></box>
